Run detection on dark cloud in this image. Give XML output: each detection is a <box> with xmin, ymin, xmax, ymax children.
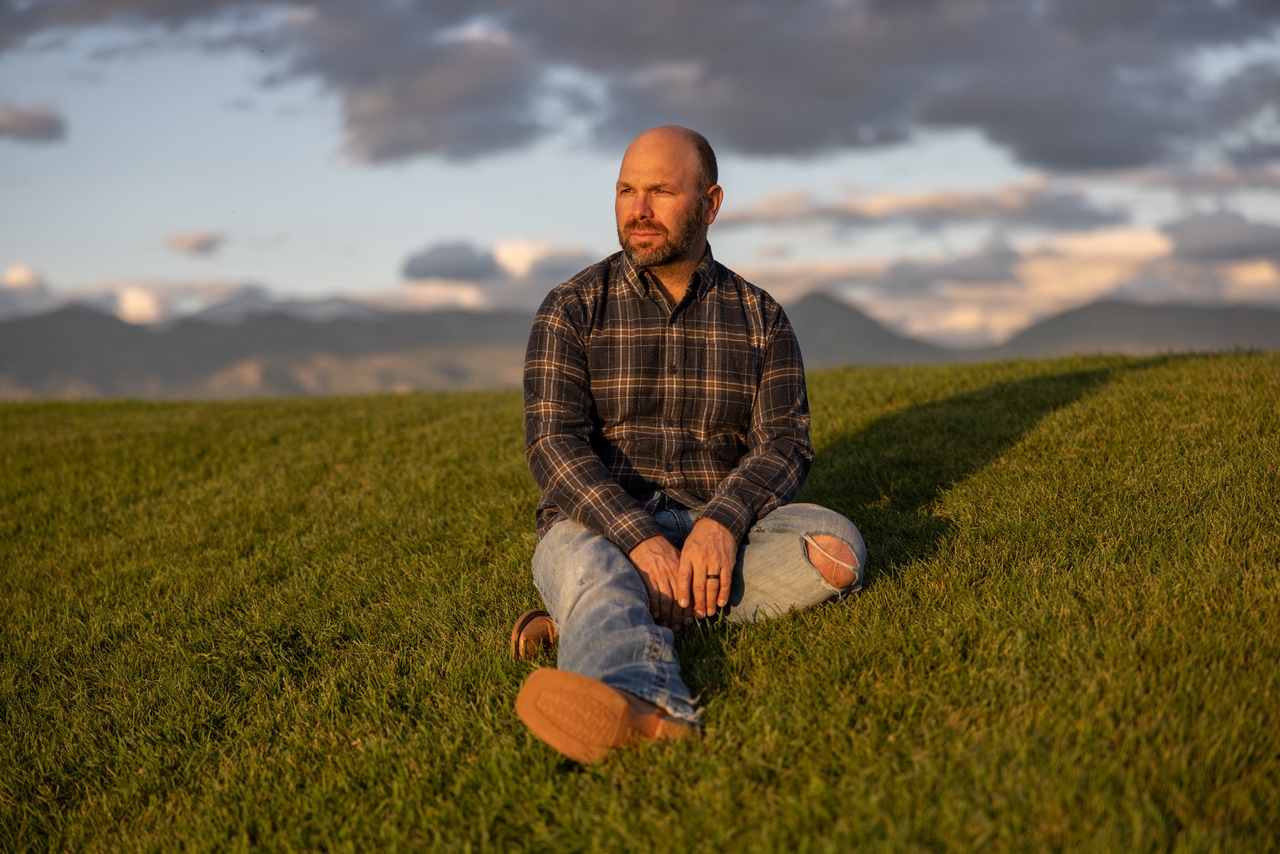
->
<box><xmin>871</xmin><ymin>243</ymin><xmax>1022</xmax><ymax>295</ymax></box>
<box><xmin>1163</xmin><ymin>212</ymin><xmax>1280</xmax><ymax>263</ymax></box>
<box><xmin>525</xmin><ymin>250</ymin><xmax>596</xmax><ymax>288</ymax></box>
<box><xmin>4</xmin><ymin>1</ymin><xmax>1280</xmax><ymax>170</ymax></box>
<box><xmin>403</xmin><ymin>241</ymin><xmax>502</xmax><ymax>281</ymax></box>
<box><xmin>281</xmin><ymin>6</ymin><xmax>543</xmax><ymax>160</ymax></box>
<box><xmin>719</xmin><ymin>181</ymin><xmax>1123</xmax><ymax>232</ymax></box>
<box><xmin>0</xmin><ymin>104</ymin><xmax>66</xmax><ymax>142</ymax></box>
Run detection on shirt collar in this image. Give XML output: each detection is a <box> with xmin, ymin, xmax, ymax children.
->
<box><xmin>618</xmin><ymin>243</ymin><xmax>718</xmax><ymax>303</ymax></box>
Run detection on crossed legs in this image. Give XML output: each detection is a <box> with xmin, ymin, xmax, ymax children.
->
<box><xmin>525</xmin><ymin>504</ymin><xmax>866</xmax><ymax>724</ymax></box>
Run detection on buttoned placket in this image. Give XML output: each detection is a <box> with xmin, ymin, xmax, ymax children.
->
<box><xmin>665</xmin><ymin>308</ymin><xmax>686</xmax><ymax>487</ymax></box>
<box><xmin>657</xmin><ymin>277</ymin><xmax>676</xmax><ymax>487</ymax></box>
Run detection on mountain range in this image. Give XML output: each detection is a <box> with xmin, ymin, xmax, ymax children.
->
<box><xmin>2</xmin><ymin>294</ymin><xmax>1277</xmax><ymax>399</ymax></box>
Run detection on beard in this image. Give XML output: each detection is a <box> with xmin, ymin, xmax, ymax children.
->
<box><xmin>617</xmin><ymin>200</ymin><xmax>705</xmax><ymax>268</ymax></box>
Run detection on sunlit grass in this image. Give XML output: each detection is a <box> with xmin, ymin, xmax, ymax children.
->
<box><xmin>2</xmin><ymin>353</ymin><xmax>1277</xmax><ymax>851</ymax></box>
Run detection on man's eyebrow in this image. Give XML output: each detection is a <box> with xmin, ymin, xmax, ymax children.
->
<box><xmin>617</xmin><ymin>178</ymin><xmax>681</xmax><ymax>191</ymax></box>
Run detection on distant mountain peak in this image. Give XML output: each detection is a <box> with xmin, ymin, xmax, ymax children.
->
<box><xmin>786</xmin><ymin>292</ymin><xmax>950</xmax><ymax>367</ymax></box>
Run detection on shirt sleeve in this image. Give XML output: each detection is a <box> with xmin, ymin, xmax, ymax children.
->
<box><xmin>524</xmin><ymin>289</ymin><xmax>666</xmax><ymax>553</ymax></box>
<box><xmin>699</xmin><ymin>307</ymin><xmax>814</xmax><ymax>540</ymax></box>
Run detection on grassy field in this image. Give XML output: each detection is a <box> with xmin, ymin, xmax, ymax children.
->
<box><xmin>2</xmin><ymin>353</ymin><xmax>1278</xmax><ymax>851</ymax></box>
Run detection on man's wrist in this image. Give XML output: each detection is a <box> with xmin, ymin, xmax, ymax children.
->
<box><xmin>691</xmin><ymin>516</ymin><xmax>730</xmax><ymax>537</ymax></box>
<box><xmin>609</xmin><ymin>510</ymin><xmax>667</xmax><ymax>555</ymax></box>
<box><xmin>699</xmin><ymin>495</ymin><xmax>751</xmax><ymax>541</ymax></box>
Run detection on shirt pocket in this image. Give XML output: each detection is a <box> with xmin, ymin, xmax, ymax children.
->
<box><xmin>696</xmin><ymin>330</ymin><xmax>759</xmax><ymax>436</ymax></box>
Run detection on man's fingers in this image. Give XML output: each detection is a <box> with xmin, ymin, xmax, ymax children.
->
<box><xmin>657</xmin><ymin>574</ymin><xmax>677</xmax><ymax>629</ymax></box>
<box><xmin>676</xmin><ymin>554</ymin><xmax>693</xmax><ymax>611</ymax></box>
<box><xmin>639</xmin><ymin>573</ymin><xmax>660</xmax><ymax>618</ymax></box>
<box><xmin>674</xmin><ymin>550</ymin><xmax>696</xmax><ymax>624</ymax></box>
<box><xmin>655</xmin><ymin>592</ymin><xmax>673</xmax><ymax>629</ymax></box>
<box><xmin>704</xmin><ymin>575</ymin><xmax>722</xmax><ymax>616</ymax></box>
<box><xmin>684</xmin><ymin>553</ymin><xmax>708</xmax><ymax>618</ymax></box>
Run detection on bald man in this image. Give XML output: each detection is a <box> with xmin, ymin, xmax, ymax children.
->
<box><xmin>514</xmin><ymin>126</ymin><xmax>866</xmax><ymax>763</ymax></box>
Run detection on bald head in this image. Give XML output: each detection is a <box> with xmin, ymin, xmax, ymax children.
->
<box><xmin>625</xmin><ymin>125</ymin><xmax>718</xmax><ymax>194</ymax></box>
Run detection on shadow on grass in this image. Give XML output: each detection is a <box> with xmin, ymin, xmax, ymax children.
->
<box><xmin>804</xmin><ymin>365</ymin><xmax>1122</xmax><ymax>583</ymax></box>
<box><xmin>677</xmin><ymin>364</ymin><xmax>1122</xmax><ymax>700</ymax></box>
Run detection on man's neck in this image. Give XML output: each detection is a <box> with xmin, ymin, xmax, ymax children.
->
<box><xmin>646</xmin><ymin>239</ymin><xmax>707</xmax><ymax>307</ymax></box>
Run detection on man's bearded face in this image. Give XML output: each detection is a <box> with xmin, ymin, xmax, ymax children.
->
<box><xmin>617</xmin><ymin>193</ymin><xmax>706</xmax><ymax>268</ymax></box>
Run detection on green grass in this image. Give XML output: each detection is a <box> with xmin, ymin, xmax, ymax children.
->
<box><xmin>2</xmin><ymin>353</ymin><xmax>1278</xmax><ymax>852</ymax></box>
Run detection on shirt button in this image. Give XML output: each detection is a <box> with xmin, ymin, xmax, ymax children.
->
<box><xmin>667</xmin><ymin>365</ymin><xmax>677</xmax><ymax>374</ymax></box>
<box><xmin>666</xmin><ymin>419</ymin><xmax>675</xmax><ymax>427</ymax></box>
<box><xmin>665</xmin><ymin>463</ymin><xmax>674</xmax><ymax>472</ymax></box>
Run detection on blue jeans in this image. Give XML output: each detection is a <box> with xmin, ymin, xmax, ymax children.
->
<box><xmin>531</xmin><ymin>503</ymin><xmax>866</xmax><ymax>726</ymax></box>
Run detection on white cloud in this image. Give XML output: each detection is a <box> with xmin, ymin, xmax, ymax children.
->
<box><xmin>1222</xmin><ymin>260</ymin><xmax>1280</xmax><ymax>302</ymax></box>
<box><xmin>0</xmin><ymin>264</ymin><xmax>57</xmax><ymax>320</ymax></box>
<box><xmin>492</xmin><ymin>239</ymin><xmax>553</xmax><ymax>278</ymax></box>
<box><xmin>2</xmin><ymin>263</ymin><xmax>48</xmax><ymax>292</ymax></box>
<box><xmin>114</xmin><ymin>285</ymin><xmax>163</xmax><ymax>323</ymax></box>
<box><xmin>358</xmin><ymin>282</ymin><xmax>488</xmax><ymax>312</ymax></box>
<box><xmin>71</xmin><ymin>279</ymin><xmax>245</xmax><ymax>324</ymax></box>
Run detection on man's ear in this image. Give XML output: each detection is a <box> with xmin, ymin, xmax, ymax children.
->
<box><xmin>705</xmin><ymin>184</ymin><xmax>724</xmax><ymax>225</ymax></box>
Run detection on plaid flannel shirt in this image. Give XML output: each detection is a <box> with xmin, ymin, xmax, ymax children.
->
<box><xmin>524</xmin><ymin>246</ymin><xmax>813</xmax><ymax>554</ymax></box>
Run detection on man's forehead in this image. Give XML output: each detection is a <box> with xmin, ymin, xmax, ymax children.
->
<box><xmin>618</xmin><ymin>129</ymin><xmax>699</xmax><ymax>183</ymax></box>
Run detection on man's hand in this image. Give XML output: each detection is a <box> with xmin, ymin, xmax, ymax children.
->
<box><xmin>628</xmin><ymin>535</ymin><xmax>686</xmax><ymax>630</ymax></box>
<box><xmin>679</xmin><ymin>517</ymin><xmax>739</xmax><ymax>619</ymax></box>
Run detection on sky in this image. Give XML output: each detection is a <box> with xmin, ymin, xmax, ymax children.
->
<box><xmin>2</xmin><ymin>0</ymin><xmax>1280</xmax><ymax>347</ymax></box>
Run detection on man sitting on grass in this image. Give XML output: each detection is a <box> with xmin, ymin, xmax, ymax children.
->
<box><xmin>513</xmin><ymin>125</ymin><xmax>867</xmax><ymax>763</ymax></box>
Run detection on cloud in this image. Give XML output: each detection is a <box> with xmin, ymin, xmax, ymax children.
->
<box><xmin>358</xmin><ymin>283</ymin><xmax>490</xmax><ymax>313</ymax></box>
<box><xmin>403</xmin><ymin>241</ymin><xmax>502</xmax><ymax>281</ymax></box>
<box><xmin>4</xmin><ymin>1</ymin><xmax>1280</xmax><ymax>170</ymax></box>
<box><xmin>0</xmin><ymin>264</ymin><xmax>57</xmax><ymax>321</ymax></box>
<box><xmin>0</xmin><ymin>104</ymin><xmax>66</xmax><ymax>142</ymax></box>
<box><xmin>1163</xmin><ymin>211</ymin><xmax>1280</xmax><ymax>263</ymax></box>
<box><xmin>399</xmin><ymin>238</ymin><xmax>594</xmax><ymax>309</ymax></box>
<box><xmin>719</xmin><ymin>178</ymin><xmax>1123</xmax><ymax>232</ymax></box>
<box><xmin>74</xmin><ymin>279</ymin><xmax>247</xmax><ymax>324</ymax></box>
<box><xmin>1116</xmin><ymin>164</ymin><xmax>1280</xmax><ymax>194</ymax></box>
<box><xmin>1221</xmin><ymin>260</ymin><xmax>1280</xmax><ymax>302</ymax></box>
<box><xmin>0</xmin><ymin>274</ymin><xmax>250</xmax><ymax>324</ymax></box>
<box><xmin>165</xmin><ymin>230</ymin><xmax>226</xmax><ymax>256</ymax></box>
<box><xmin>2</xmin><ymin>263</ymin><xmax>48</xmax><ymax>292</ymax></box>
<box><xmin>762</xmin><ymin>226</ymin><xmax>1182</xmax><ymax>346</ymax></box>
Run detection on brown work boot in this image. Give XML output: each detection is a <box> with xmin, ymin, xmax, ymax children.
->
<box><xmin>510</xmin><ymin>609</ymin><xmax>558</xmax><ymax>661</ymax></box>
<box><xmin>515</xmin><ymin>668</ymin><xmax>694</xmax><ymax>763</ymax></box>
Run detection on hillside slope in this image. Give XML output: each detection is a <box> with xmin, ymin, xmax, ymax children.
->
<box><xmin>2</xmin><ymin>354</ymin><xmax>1277</xmax><ymax>849</ymax></box>
<box><xmin>988</xmin><ymin>300</ymin><xmax>1280</xmax><ymax>357</ymax></box>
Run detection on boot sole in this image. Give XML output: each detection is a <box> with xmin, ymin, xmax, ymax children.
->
<box><xmin>515</xmin><ymin>668</ymin><xmax>690</xmax><ymax>763</ymax></box>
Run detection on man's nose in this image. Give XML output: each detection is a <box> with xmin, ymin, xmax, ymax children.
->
<box><xmin>631</xmin><ymin>192</ymin><xmax>654</xmax><ymax>219</ymax></box>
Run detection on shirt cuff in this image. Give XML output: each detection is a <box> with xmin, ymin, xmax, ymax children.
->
<box><xmin>699</xmin><ymin>493</ymin><xmax>754</xmax><ymax>541</ymax></box>
<box><xmin>605</xmin><ymin>508</ymin><xmax>667</xmax><ymax>555</ymax></box>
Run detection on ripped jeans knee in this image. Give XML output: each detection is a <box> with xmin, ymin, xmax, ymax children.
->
<box><xmin>803</xmin><ymin>533</ymin><xmax>860</xmax><ymax>591</ymax></box>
